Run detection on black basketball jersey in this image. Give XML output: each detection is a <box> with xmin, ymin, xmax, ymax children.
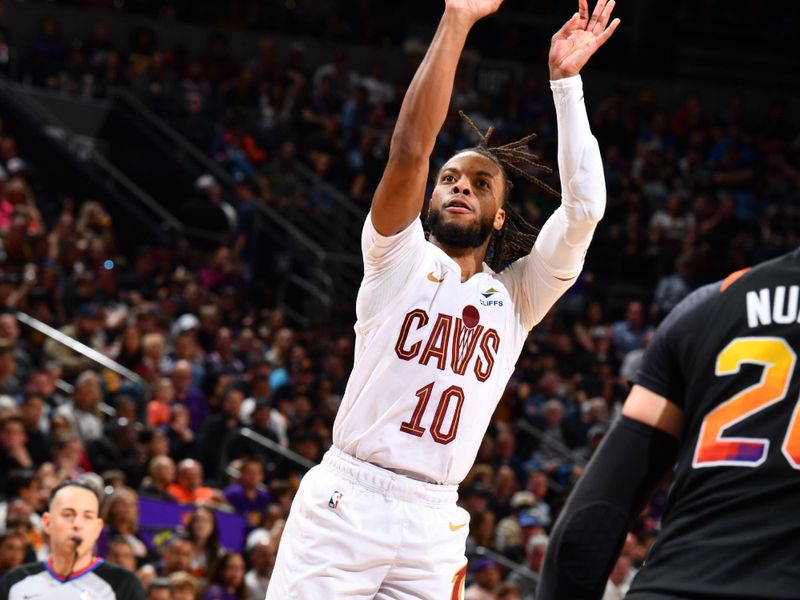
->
<box><xmin>628</xmin><ymin>248</ymin><xmax>800</xmax><ymax>600</ymax></box>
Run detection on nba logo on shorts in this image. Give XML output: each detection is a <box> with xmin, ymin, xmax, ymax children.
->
<box><xmin>328</xmin><ymin>491</ymin><xmax>343</xmax><ymax>509</ymax></box>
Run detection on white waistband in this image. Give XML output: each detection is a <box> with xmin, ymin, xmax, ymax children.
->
<box><xmin>322</xmin><ymin>447</ymin><xmax>459</xmax><ymax>506</ymax></box>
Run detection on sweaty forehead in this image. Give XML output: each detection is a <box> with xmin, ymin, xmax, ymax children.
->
<box><xmin>442</xmin><ymin>151</ymin><xmax>502</xmax><ymax>178</ymax></box>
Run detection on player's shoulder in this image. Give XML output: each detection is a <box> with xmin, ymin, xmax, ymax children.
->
<box><xmin>721</xmin><ymin>249</ymin><xmax>800</xmax><ymax>290</ymax></box>
<box><xmin>660</xmin><ymin>250</ymin><xmax>800</xmax><ymax>335</ymax></box>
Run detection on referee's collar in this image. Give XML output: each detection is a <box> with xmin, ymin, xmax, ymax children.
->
<box><xmin>45</xmin><ymin>556</ymin><xmax>104</xmax><ymax>583</ymax></box>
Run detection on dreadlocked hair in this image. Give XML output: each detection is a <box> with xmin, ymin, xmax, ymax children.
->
<box><xmin>457</xmin><ymin>110</ymin><xmax>560</xmax><ymax>272</ymax></box>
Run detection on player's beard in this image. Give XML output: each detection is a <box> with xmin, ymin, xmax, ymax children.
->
<box><xmin>425</xmin><ymin>206</ymin><xmax>495</xmax><ymax>249</ymax></box>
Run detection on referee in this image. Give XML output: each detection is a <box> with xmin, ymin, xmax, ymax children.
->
<box><xmin>0</xmin><ymin>480</ymin><xmax>146</xmax><ymax>600</ymax></box>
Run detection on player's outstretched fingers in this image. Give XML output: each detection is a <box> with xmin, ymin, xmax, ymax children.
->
<box><xmin>587</xmin><ymin>0</ymin><xmax>607</xmax><ymax>31</ymax></box>
<box><xmin>595</xmin><ymin>17</ymin><xmax>621</xmax><ymax>47</ymax></box>
<box><xmin>596</xmin><ymin>0</ymin><xmax>616</xmax><ymax>33</ymax></box>
<box><xmin>578</xmin><ymin>0</ymin><xmax>590</xmax><ymax>22</ymax></box>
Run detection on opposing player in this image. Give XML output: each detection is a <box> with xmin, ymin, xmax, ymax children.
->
<box><xmin>267</xmin><ymin>0</ymin><xmax>619</xmax><ymax>597</ymax></box>
<box><xmin>537</xmin><ymin>252</ymin><xmax>800</xmax><ymax>600</ymax></box>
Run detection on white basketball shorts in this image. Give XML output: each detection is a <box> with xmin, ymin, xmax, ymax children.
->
<box><xmin>266</xmin><ymin>446</ymin><xmax>470</xmax><ymax>599</ymax></box>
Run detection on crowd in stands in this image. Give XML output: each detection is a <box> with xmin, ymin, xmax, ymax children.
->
<box><xmin>0</xmin><ymin>3</ymin><xmax>798</xmax><ymax>599</ymax></box>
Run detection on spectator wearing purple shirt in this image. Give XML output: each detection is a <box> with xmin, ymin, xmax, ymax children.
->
<box><xmin>171</xmin><ymin>359</ymin><xmax>209</xmax><ymax>432</ymax></box>
<box><xmin>223</xmin><ymin>458</ymin><xmax>271</xmax><ymax>531</ymax></box>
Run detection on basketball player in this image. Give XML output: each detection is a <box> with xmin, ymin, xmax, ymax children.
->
<box><xmin>266</xmin><ymin>0</ymin><xmax>619</xmax><ymax>597</ymax></box>
<box><xmin>537</xmin><ymin>253</ymin><xmax>800</xmax><ymax>600</ymax></box>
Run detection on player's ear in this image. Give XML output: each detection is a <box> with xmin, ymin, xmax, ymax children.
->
<box><xmin>493</xmin><ymin>207</ymin><xmax>506</xmax><ymax>231</ymax></box>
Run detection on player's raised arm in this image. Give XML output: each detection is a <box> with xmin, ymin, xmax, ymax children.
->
<box><xmin>370</xmin><ymin>0</ymin><xmax>503</xmax><ymax>236</ymax></box>
<box><xmin>508</xmin><ymin>1</ymin><xmax>619</xmax><ymax>328</ymax></box>
<box><xmin>533</xmin><ymin>0</ymin><xmax>620</xmax><ymax>276</ymax></box>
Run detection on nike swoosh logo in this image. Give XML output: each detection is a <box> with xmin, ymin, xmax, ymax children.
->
<box><xmin>449</xmin><ymin>521</ymin><xmax>467</xmax><ymax>532</ymax></box>
<box><xmin>427</xmin><ymin>272</ymin><xmax>445</xmax><ymax>283</ymax></box>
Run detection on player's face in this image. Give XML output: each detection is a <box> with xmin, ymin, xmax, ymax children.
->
<box><xmin>426</xmin><ymin>151</ymin><xmax>506</xmax><ymax>249</ymax></box>
<box><xmin>43</xmin><ymin>486</ymin><xmax>103</xmax><ymax>559</ymax></box>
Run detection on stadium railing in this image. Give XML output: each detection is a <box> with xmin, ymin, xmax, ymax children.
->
<box><xmin>474</xmin><ymin>545</ymin><xmax>539</xmax><ymax>584</ymax></box>
<box><xmin>0</xmin><ymin>76</ymin><xmax>211</xmax><ymax>248</ymax></box>
<box><xmin>113</xmin><ymin>89</ymin><xmax>347</xmax><ymax>325</ymax></box>
<box><xmin>515</xmin><ymin>418</ymin><xmax>587</xmax><ymax>467</ymax></box>
<box><xmin>15</xmin><ymin>310</ymin><xmax>148</xmax><ymax>416</ymax></box>
<box><xmin>220</xmin><ymin>427</ymin><xmax>318</xmax><ymax>484</ymax></box>
<box><xmin>15</xmin><ymin>311</ymin><xmax>145</xmax><ymax>389</ymax></box>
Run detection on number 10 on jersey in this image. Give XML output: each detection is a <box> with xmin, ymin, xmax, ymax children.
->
<box><xmin>400</xmin><ymin>383</ymin><xmax>465</xmax><ymax>445</ymax></box>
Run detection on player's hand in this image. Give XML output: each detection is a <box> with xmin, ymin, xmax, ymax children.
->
<box><xmin>549</xmin><ymin>0</ymin><xmax>620</xmax><ymax>80</ymax></box>
<box><xmin>444</xmin><ymin>0</ymin><xmax>504</xmax><ymax>24</ymax></box>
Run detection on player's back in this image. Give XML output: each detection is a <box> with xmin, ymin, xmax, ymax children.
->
<box><xmin>629</xmin><ymin>248</ymin><xmax>800</xmax><ymax>600</ymax></box>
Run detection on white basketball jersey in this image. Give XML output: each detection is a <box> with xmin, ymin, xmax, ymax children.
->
<box><xmin>332</xmin><ymin>215</ymin><xmax>574</xmax><ymax>485</ymax></box>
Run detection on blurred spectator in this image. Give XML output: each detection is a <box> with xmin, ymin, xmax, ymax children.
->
<box><xmin>167</xmin><ymin>459</ymin><xmax>216</xmax><ymax>505</ymax></box>
<box><xmin>165</xmin><ymin>405</ymin><xmax>196</xmax><ymax>462</ymax></box>
<box><xmin>0</xmin><ymin>531</ymin><xmax>26</xmax><ymax>578</ymax></box>
<box><xmin>157</xmin><ymin>534</ymin><xmax>193</xmax><ymax>577</ymax></box>
<box><xmin>610</xmin><ymin>301</ymin><xmax>652</xmax><ymax>359</ymax></box>
<box><xmin>653</xmin><ymin>253</ymin><xmax>693</xmax><ymax>315</ymax></box>
<box><xmin>494</xmin><ymin>491</ymin><xmax>535</xmax><ymax>559</ymax></box>
<box><xmin>0</xmin><ymin>470</ymin><xmax>37</xmax><ymax>519</ymax></box>
<box><xmin>106</xmin><ymin>535</ymin><xmax>138</xmax><ymax>571</ymax></box>
<box><xmin>244</xmin><ymin>538</ymin><xmax>274</xmax><ymax>600</ymax></box>
<box><xmin>466</xmin><ymin>557</ymin><xmax>501</xmax><ymax>600</ymax></box>
<box><xmin>619</xmin><ymin>330</ymin><xmax>655</xmax><ymax>384</ymax></box>
<box><xmin>52</xmin><ymin>433</ymin><xmax>89</xmax><ymax>479</ymax></box>
<box><xmin>147</xmin><ymin>577</ymin><xmax>172</xmax><ymax>600</ymax></box>
<box><xmin>171</xmin><ymin>359</ymin><xmax>209</xmax><ymax>433</ymax></box>
<box><xmin>223</xmin><ymin>457</ymin><xmax>270</xmax><ymax>531</ymax></box>
<box><xmin>88</xmin><ymin>418</ymin><xmax>144</xmax><ymax>487</ymax></box>
<box><xmin>100</xmin><ymin>487</ymin><xmax>148</xmax><ymax>562</ymax></box>
<box><xmin>186</xmin><ymin>505</ymin><xmax>222</xmax><ymax>580</ymax></box>
<box><xmin>199</xmin><ymin>387</ymin><xmax>244</xmax><ymax>484</ymax></box>
<box><xmin>0</xmin><ymin>416</ymin><xmax>34</xmax><ymax>495</ymax></box>
<box><xmin>496</xmin><ymin>581</ymin><xmax>523</xmax><ymax>600</ymax></box>
<box><xmin>517</xmin><ymin>534</ymin><xmax>548</xmax><ymax>600</ymax></box>
<box><xmin>200</xmin><ymin>550</ymin><xmax>246</xmax><ymax>600</ymax></box>
<box><xmin>0</xmin><ymin>314</ymin><xmax>32</xmax><ymax>383</ymax></box>
<box><xmin>147</xmin><ymin>378</ymin><xmax>176</xmax><ymax>428</ymax></box>
<box><xmin>19</xmin><ymin>394</ymin><xmax>51</xmax><ymax>465</ymax></box>
<box><xmin>140</xmin><ymin>455</ymin><xmax>177</xmax><ymax>501</ymax></box>
<box><xmin>205</xmin><ymin>327</ymin><xmax>245</xmax><ymax>378</ymax></box>
<box><xmin>169</xmin><ymin>571</ymin><xmax>199</xmax><ymax>600</ymax></box>
<box><xmin>0</xmin><ymin>339</ymin><xmax>21</xmax><ymax>396</ymax></box>
<box><xmin>185</xmin><ymin>175</ymin><xmax>237</xmax><ymax>242</ymax></box>
<box><xmin>53</xmin><ymin>370</ymin><xmax>104</xmax><ymax>441</ymax></box>
<box><xmin>43</xmin><ymin>304</ymin><xmax>105</xmax><ymax>380</ymax></box>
